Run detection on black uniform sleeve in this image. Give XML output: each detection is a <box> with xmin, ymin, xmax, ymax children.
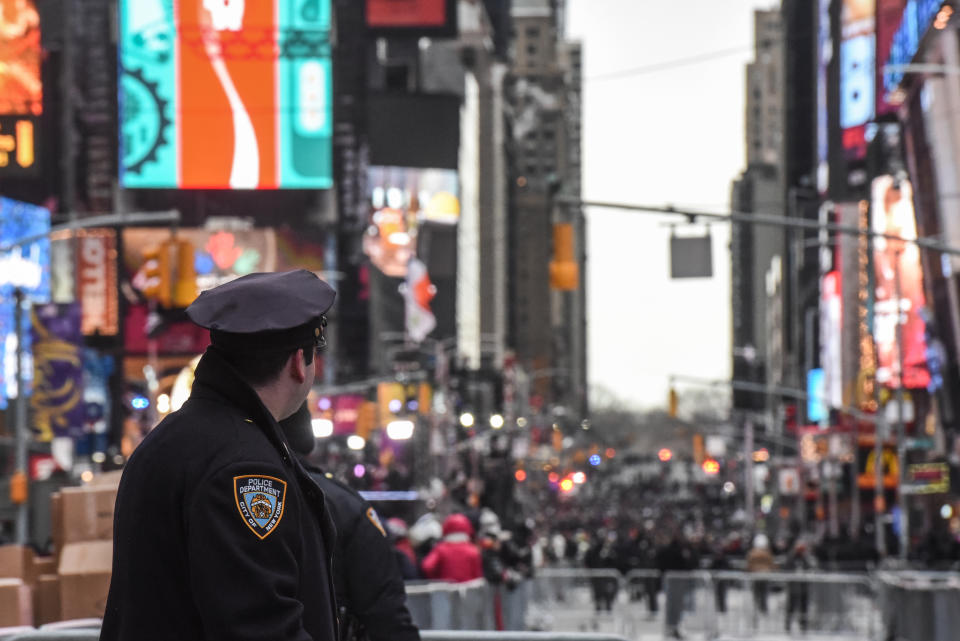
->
<box><xmin>186</xmin><ymin>462</ymin><xmax>315</xmax><ymax>641</ymax></box>
<box><xmin>343</xmin><ymin>508</ymin><xmax>421</xmax><ymax>641</ymax></box>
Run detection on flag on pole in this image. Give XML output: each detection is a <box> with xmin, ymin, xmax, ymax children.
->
<box><xmin>403</xmin><ymin>258</ymin><xmax>436</xmax><ymax>342</ymax></box>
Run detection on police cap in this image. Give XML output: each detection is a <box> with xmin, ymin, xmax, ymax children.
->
<box><xmin>186</xmin><ymin>270</ymin><xmax>335</xmax><ymax>353</ymax></box>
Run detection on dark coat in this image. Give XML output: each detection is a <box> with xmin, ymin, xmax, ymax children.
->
<box><xmin>305</xmin><ymin>468</ymin><xmax>420</xmax><ymax>641</ymax></box>
<box><xmin>100</xmin><ymin>347</ymin><xmax>339</xmax><ymax>641</ymax></box>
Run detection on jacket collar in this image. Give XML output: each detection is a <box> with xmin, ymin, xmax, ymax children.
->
<box><xmin>190</xmin><ymin>346</ymin><xmax>288</xmax><ymax>453</ymax></box>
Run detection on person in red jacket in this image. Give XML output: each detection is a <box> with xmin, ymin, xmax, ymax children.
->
<box><xmin>421</xmin><ymin>513</ymin><xmax>484</xmax><ymax>582</ymax></box>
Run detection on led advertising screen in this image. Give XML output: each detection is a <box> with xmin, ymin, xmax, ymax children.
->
<box><xmin>0</xmin><ymin>197</ymin><xmax>51</xmax><ymax>409</ymax></box>
<box><xmin>871</xmin><ymin>176</ymin><xmax>930</xmax><ymax>389</ymax></box>
<box><xmin>840</xmin><ymin>0</ymin><xmax>876</xmax><ymax>161</ymax></box>
<box><xmin>119</xmin><ymin>0</ymin><xmax>333</xmax><ymax>189</ymax></box>
<box><xmin>366</xmin><ymin>0</ymin><xmax>457</xmax><ymax>36</ymax></box>
<box><xmin>0</xmin><ymin>0</ymin><xmax>41</xmax><ymax>176</ymax></box>
<box><xmin>365</xmin><ymin>166</ymin><xmax>459</xmax><ymax>278</ymax></box>
<box><xmin>0</xmin><ymin>0</ymin><xmax>42</xmax><ymax>116</ymax></box>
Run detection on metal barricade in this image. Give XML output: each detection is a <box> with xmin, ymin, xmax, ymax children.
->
<box><xmin>877</xmin><ymin>571</ymin><xmax>960</xmax><ymax>641</ymax></box>
<box><xmin>528</xmin><ymin>568</ymin><xmax>633</xmax><ymax>636</ymax></box>
<box><xmin>660</xmin><ymin>569</ymin><xmax>880</xmax><ymax>640</ymax></box>
<box><xmin>405</xmin><ymin>578</ymin><xmax>497</xmax><ymax>630</ymax></box>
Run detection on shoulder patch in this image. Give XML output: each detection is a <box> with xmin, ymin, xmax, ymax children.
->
<box><xmin>366</xmin><ymin>506</ymin><xmax>387</xmax><ymax>537</ymax></box>
<box><xmin>234</xmin><ymin>475</ymin><xmax>287</xmax><ymax>539</ymax></box>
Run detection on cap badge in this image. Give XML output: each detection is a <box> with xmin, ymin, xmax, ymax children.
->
<box><xmin>234</xmin><ymin>475</ymin><xmax>287</xmax><ymax>539</ymax></box>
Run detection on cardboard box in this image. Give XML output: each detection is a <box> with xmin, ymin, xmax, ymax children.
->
<box><xmin>58</xmin><ymin>541</ymin><xmax>112</xmax><ymax>621</ymax></box>
<box><xmin>33</xmin><ymin>574</ymin><xmax>60</xmax><ymax>625</ymax></box>
<box><xmin>85</xmin><ymin>470</ymin><xmax>123</xmax><ymax>488</ymax></box>
<box><xmin>0</xmin><ymin>579</ymin><xmax>33</xmax><ymax>627</ymax></box>
<box><xmin>33</xmin><ymin>556</ymin><xmax>56</xmax><ymax>578</ymax></box>
<box><xmin>0</xmin><ymin>546</ymin><xmax>36</xmax><ymax>588</ymax></box>
<box><xmin>59</xmin><ymin>486</ymin><xmax>117</xmax><ymax>545</ymax></box>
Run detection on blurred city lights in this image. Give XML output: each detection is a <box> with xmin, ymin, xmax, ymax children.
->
<box><xmin>406</xmin><ymin>399</ymin><xmax>419</xmax><ymax>411</ymax></box>
<box><xmin>386</xmin><ymin>419</ymin><xmax>415</xmax><ymax>440</ymax></box>
<box><xmin>515</xmin><ymin>470</ymin><xmax>527</xmax><ymax>482</ymax></box>
<box><xmin>723</xmin><ymin>481</ymin><xmax>736</xmax><ymax>494</ymax></box>
<box><xmin>559</xmin><ymin>478</ymin><xmax>574</xmax><ymax>492</ymax></box>
<box><xmin>80</xmin><ymin>470</ymin><xmax>94</xmax><ymax>483</ymax></box>
<box><xmin>581</xmin><ymin>420</ymin><xmax>591</xmax><ymax>431</ymax></box>
<box><xmin>572</xmin><ymin>471</ymin><xmax>586</xmax><ymax>484</ymax></box>
<box><xmin>459</xmin><ymin>412</ymin><xmax>475</xmax><ymax>428</ymax></box>
<box><xmin>942</xmin><ymin>504</ymin><xmax>954</xmax><ymax>519</ymax></box>
<box><xmin>312</xmin><ymin>418</ymin><xmax>334</xmax><ymax>438</ymax></box>
<box><xmin>760</xmin><ymin>495</ymin><xmax>773</xmax><ymax>514</ymax></box>
<box><xmin>517</xmin><ymin>417</ymin><xmax>528</xmax><ymax>428</ymax></box>
<box><xmin>752</xmin><ymin>448</ymin><xmax>770</xmax><ymax>462</ymax></box>
<box><xmin>388</xmin><ymin>399</ymin><xmax>403</xmax><ymax>413</ymax></box>
<box><xmin>702</xmin><ymin>459</ymin><xmax>720</xmax><ymax>475</ymax></box>
<box><xmin>605</xmin><ymin>448</ymin><xmax>616</xmax><ymax>458</ymax></box>
<box><xmin>131</xmin><ymin>395</ymin><xmax>149</xmax><ymax>410</ymax></box>
<box><xmin>92</xmin><ymin>452</ymin><xmax>106</xmax><ymax>464</ymax></box>
<box><xmin>589</xmin><ymin>454</ymin><xmax>602</xmax><ymax>466</ymax></box>
<box><xmin>156</xmin><ymin>394</ymin><xmax>171</xmax><ymax>414</ymax></box>
<box><xmin>548</xmin><ymin>472</ymin><xmax>559</xmax><ymax>483</ymax></box>
<box><xmin>318</xmin><ymin>397</ymin><xmax>332</xmax><ymax>411</ymax></box>
<box><xmin>353</xmin><ymin>464</ymin><xmax>366</xmax><ymax>478</ymax></box>
<box><xmin>347</xmin><ymin>435</ymin><xmax>366</xmax><ymax>450</ymax></box>
<box><xmin>490</xmin><ymin>414</ymin><xmax>504</xmax><ymax>429</ymax></box>
<box><xmin>658</xmin><ymin>448</ymin><xmax>672</xmax><ymax>462</ymax></box>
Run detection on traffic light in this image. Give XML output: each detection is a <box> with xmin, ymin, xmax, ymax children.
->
<box><xmin>668</xmin><ymin>387</ymin><xmax>678</xmax><ymax>418</ymax></box>
<box><xmin>141</xmin><ymin>243</ymin><xmax>172</xmax><ymax>307</ymax></box>
<box><xmin>172</xmin><ymin>239</ymin><xmax>198</xmax><ymax>307</ymax></box>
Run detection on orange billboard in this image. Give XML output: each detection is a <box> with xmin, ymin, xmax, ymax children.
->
<box><xmin>0</xmin><ymin>0</ymin><xmax>43</xmax><ymax>115</ymax></box>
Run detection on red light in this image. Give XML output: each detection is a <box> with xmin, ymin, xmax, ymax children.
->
<box><xmin>658</xmin><ymin>448</ymin><xmax>672</xmax><ymax>462</ymax></box>
<box><xmin>702</xmin><ymin>459</ymin><xmax>720</xmax><ymax>475</ymax></box>
<box><xmin>548</xmin><ymin>472</ymin><xmax>559</xmax><ymax>483</ymax></box>
<box><xmin>605</xmin><ymin>448</ymin><xmax>616</xmax><ymax>458</ymax></box>
<box><xmin>559</xmin><ymin>478</ymin><xmax>574</xmax><ymax>492</ymax></box>
<box><xmin>515</xmin><ymin>470</ymin><xmax>527</xmax><ymax>482</ymax></box>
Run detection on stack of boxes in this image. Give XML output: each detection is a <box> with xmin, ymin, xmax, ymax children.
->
<box><xmin>0</xmin><ymin>471</ymin><xmax>122</xmax><ymax>627</ymax></box>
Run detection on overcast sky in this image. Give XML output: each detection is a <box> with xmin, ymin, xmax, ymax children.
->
<box><xmin>566</xmin><ymin>0</ymin><xmax>775</xmax><ymax>411</ymax></box>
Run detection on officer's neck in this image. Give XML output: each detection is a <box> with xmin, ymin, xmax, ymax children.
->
<box><xmin>251</xmin><ymin>381</ymin><xmax>299</xmax><ymax>423</ymax></box>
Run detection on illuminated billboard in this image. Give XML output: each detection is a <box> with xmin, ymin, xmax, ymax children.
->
<box><xmin>0</xmin><ymin>198</ymin><xmax>51</xmax><ymax>409</ymax></box>
<box><xmin>0</xmin><ymin>0</ymin><xmax>41</xmax><ymax>176</ymax></box>
<box><xmin>365</xmin><ymin>166</ymin><xmax>459</xmax><ymax>278</ymax></box>
<box><xmin>0</xmin><ymin>0</ymin><xmax>42</xmax><ymax>116</ymax></box>
<box><xmin>366</xmin><ymin>0</ymin><xmax>457</xmax><ymax>36</ymax></box>
<box><xmin>840</xmin><ymin>0</ymin><xmax>876</xmax><ymax>160</ymax></box>
<box><xmin>119</xmin><ymin>0</ymin><xmax>333</xmax><ymax>189</ymax></box>
<box><xmin>871</xmin><ymin>176</ymin><xmax>930</xmax><ymax>389</ymax></box>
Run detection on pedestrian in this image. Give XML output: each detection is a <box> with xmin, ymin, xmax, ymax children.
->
<box><xmin>280</xmin><ymin>401</ymin><xmax>421</xmax><ymax>641</ymax></box>
<box><xmin>746</xmin><ymin>533</ymin><xmax>776</xmax><ymax>615</ymax></box>
<box><xmin>421</xmin><ymin>513</ymin><xmax>484</xmax><ymax>582</ymax></box>
<box><xmin>784</xmin><ymin>539</ymin><xmax>814</xmax><ymax>633</ymax></box>
<box><xmin>101</xmin><ymin>270</ymin><xmax>339</xmax><ymax>640</ymax></box>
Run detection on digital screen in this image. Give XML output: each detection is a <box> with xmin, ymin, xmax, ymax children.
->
<box><xmin>0</xmin><ymin>198</ymin><xmax>51</xmax><ymax>409</ymax></box>
<box><xmin>840</xmin><ymin>0</ymin><xmax>876</xmax><ymax>160</ymax></box>
<box><xmin>365</xmin><ymin>166</ymin><xmax>459</xmax><ymax>278</ymax></box>
<box><xmin>871</xmin><ymin>176</ymin><xmax>930</xmax><ymax>389</ymax></box>
<box><xmin>119</xmin><ymin>0</ymin><xmax>333</xmax><ymax>189</ymax></box>
<box><xmin>0</xmin><ymin>0</ymin><xmax>42</xmax><ymax>116</ymax></box>
<box><xmin>366</xmin><ymin>0</ymin><xmax>454</xmax><ymax>31</ymax></box>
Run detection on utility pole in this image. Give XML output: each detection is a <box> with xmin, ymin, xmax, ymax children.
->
<box><xmin>13</xmin><ymin>289</ymin><xmax>28</xmax><ymax>545</ymax></box>
<box><xmin>894</xmin><ymin>251</ymin><xmax>909</xmax><ymax>559</ymax></box>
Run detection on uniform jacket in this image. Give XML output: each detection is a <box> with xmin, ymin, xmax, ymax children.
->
<box><xmin>421</xmin><ymin>537</ymin><xmax>483</xmax><ymax>583</ymax></box>
<box><xmin>304</xmin><ymin>468</ymin><xmax>420</xmax><ymax>641</ymax></box>
<box><xmin>101</xmin><ymin>347</ymin><xmax>339</xmax><ymax>641</ymax></box>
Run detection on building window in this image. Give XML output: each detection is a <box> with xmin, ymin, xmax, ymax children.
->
<box><xmin>526</xmin><ymin>26</ymin><xmax>540</xmax><ymax>38</ymax></box>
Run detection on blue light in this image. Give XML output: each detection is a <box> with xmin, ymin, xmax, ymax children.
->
<box><xmin>406</xmin><ymin>399</ymin><xmax>419</xmax><ymax>411</ymax></box>
<box><xmin>589</xmin><ymin>454</ymin><xmax>602</xmax><ymax>466</ymax></box>
<box><xmin>131</xmin><ymin>395</ymin><xmax>149</xmax><ymax>410</ymax></box>
<box><xmin>388</xmin><ymin>399</ymin><xmax>402</xmax><ymax>413</ymax></box>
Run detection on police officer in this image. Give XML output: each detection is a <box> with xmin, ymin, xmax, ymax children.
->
<box><xmin>101</xmin><ymin>270</ymin><xmax>339</xmax><ymax>641</ymax></box>
<box><xmin>280</xmin><ymin>402</ymin><xmax>420</xmax><ymax>641</ymax></box>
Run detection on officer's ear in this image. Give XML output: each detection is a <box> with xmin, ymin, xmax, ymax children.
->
<box><xmin>290</xmin><ymin>348</ymin><xmax>309</xmax><ymax>383</ymax></box>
